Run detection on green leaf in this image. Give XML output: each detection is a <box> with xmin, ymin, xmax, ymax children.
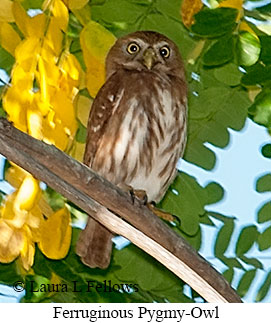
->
<box><xmin>156</xmin><ymin>0</ymin><xmax>183</xmax><ymax>20</ymax></box>
<box><xmin>256</xmin><ymin>270</ymin><xmax>271</xmax><ymax>302</ymax></box>
<box><xmin>23</xmin><ymin>275</ymin><xmax>52</xmax><ymax>303</ymax></box>
<box><xmin>259</xmin><ymin>35</ymin><xmax>271</xmax><ymax>64</ymax></box>
<box><xmin>235</xmin><ymin>225</ymin><xmax>258</xmax><ymax>256</ymax></box>
<box><xmin>160</xmin><ymin>173</ymin><xmax>223</xmax><ymax>236</ymax></box>
<box><xmin>21</xmin><ymin>0</ymin><xmax>44</xmax><ymax>9</ymax></box>
<box><xmin>0</xmin><ymin>46</ymin><xmax>14</xmax><ymax>73</ymax></box>
<box><xmin>256</xmin><ymin>24</ymin><xmax>271</xmax><ymax>36</ymax></box>
<box><xmin>0</xmin><ymin>262</ymin><xmax>23</xmax><ymax>286</ymax></box>
<box><xmin>220</xmin><ymin>256</ymin><xmax>243</xmax><ymax>269</ymax></box>
<box><xmin>256</xmin><ymin>173</ymin><xmax>271</xmax><ymax>192</ymax></box>
<box><xmin>240</xmin><ymin>256</ymin><xmax>263</xmax><ymax>269</ymax></box>
<box><xmin>91</xmin><ymin>0</ymin><xmax>146</xmax><ymax>24</ymax></box>
<box><xmin>75</xmin><ymin>121</ymin><xmax>87</xmax><ymax>143</ymax></box>
<box><xmin>160</xmin><ymin>172</ymin><xmax>205</xmax><ymax>235</ymax></box>
<box><xmin>203</xmin><ymin>35</ymin><xmax>234</xmax><ymax>66</ymax></box>
<box><xmin>257</xmin><ymin>201</ymin><xmax>271</xmax><ymax>223</ymax></box>
<box><xmin>184</xmin><ymin>140</ymin><xmax>216</xmax><ymax>170</ymax></box>
<box><xmin>213</xmin><ymin>63</ymin><xmax>242</xmax><ymax>86</ymax></box>
<box><xmin>257</xmin><ymin>2</ymin><xmax>271</xmax><ymax>14</ymax></box>
<box><xmin>191</xmin><ymin>8</ymin><xmax>238</xmax><ymax>37</ymax></box>
<box><xmin>249</xmin><ymin>92</ymin><xmax>271</xmax><ymax>128</ymax></box>
<box><xmin>238</xmin><ymin>31</ymin><xmax>260</xmax><ymax>66</ymax></box>
<box><xmin>223</xmin><ymin>268</ymin><xmax>234</xmax><ymax>284</ymax></box>
<box><xmin>241</xmin><ymin>64</ymin><xmax>271</xmax><ymax>86</ymax></box>
<box><xmin>200</xmin><ymin>213</ymin><xmax>215</xmax><ymax>226</ymax></box>
<box><xmin>0</xmin><ymin>104</ymin><xmax>6</xmax><ymax>118</ymax></box>
<box><xmin>185</xmin><ymin>86</ymin><xmax>249</xmax><ymax>169</ymax></box>
<box><xmin>258</xmin><ymin>226</ymin><xmax>271</xmax><ymax>251</ymax></box>
<box><xmin>237</xmin><ymin>269</ymin><xmax>257</xmax><ymax>298</ymax></box>
<box><xmin>204</xmin><ymin>182</ymin><xmax>224</xmax><ymax>205</ymax></box>
<box><xmin>208</xmin><ymin>211</ymin><xmax>236</xmax><ymax>223</ymax></box>
<box><xmin>214</xmin><ymin>219</ymin><xmax>234</xmax><ymax>256</ymax></box>
<box><xmin>113</xmin><ymin>244</ymin><xmax>189</xmax><ymax>302</ymax></box>
<box><xmin>44</xmin><ymin>187</ymin><xmax>65</xmax><ymax>211</ymax></box>
<box><xmin>174</xmin><ymin>226</ymin><xmax>202</xmax><ymax>251</ymax></box>
<box><xmin>261</xmin><ymin>143</ymin><xmax>271</xmax><ymax>158</ymax></box>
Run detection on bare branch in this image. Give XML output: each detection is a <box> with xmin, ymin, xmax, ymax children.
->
<box><xmin>0</xmin><ymin>118</ymin><xmax>241</xmax><ymax>302</ymax></box>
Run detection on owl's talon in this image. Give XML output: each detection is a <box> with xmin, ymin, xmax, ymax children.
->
<box><xmin>142</xmin><ymin>194</ymin><xmax>148</xmax><ymax>205</ymax></box>
<box><xmin>148</xmin><ymin>203</ymin><xmax>179</xmax><ymax>225</ymax></box>
<box><xmin>135</xmin><ymin>189</ymin><xmax>148</xmax><ymax>205</ymax></box>
<box><xmin>129</xmin><ymin>189</ymin><xmax>148</xmax><ymax>205</ymax></box>
<box><xmin>171</xmin><ymin>214</ymin><xmax>181</xmax><ymax>226</ymax></box>
<box><xmin>118</xmin><ymin>184</ymin><xmax>148</xmax><ymax>205</ymax></box>
<box><xmin>129</xmin><ymin>189</ymin><xmax>135</xmax><ymax>204</ymax></box>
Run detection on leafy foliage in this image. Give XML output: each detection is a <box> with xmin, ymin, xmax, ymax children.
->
<box><xmin>160</xmin><ymin>172</ymin><xmax>223</xmax><ymax>240</ymax></box>
<box><xmin>261</xmin><ymin>143</ymin><xmax>271</xmax><ymax>159</ymax></box>
<box><xmin>191</xmin><ymin>7</ymin><xmax>238</xmax><ymax>37</ymax></box>
<box><xmin>0</xmin><ymin>0</ymin><xmax>270</xmax><ymax>303</ymax></box>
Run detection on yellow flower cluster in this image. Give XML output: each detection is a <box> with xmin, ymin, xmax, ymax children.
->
<box><xmin>0</xmin><ymin>0</ymin><xmax>82</xmax><ymax>269</ymax></box>
<box><xmin>2</xmin><ymin>0</ymin><xmax>80</xmax><ymax>148</ymax></box>
<box><xmin>0</xmin><ymin>164</ymin><xmax>71</xmax><ymax>270</ymax></box>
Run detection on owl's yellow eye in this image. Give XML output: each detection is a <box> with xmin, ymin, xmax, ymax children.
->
<box><xmin>159</xmin><ymin>46</ymin><xmax>170</xmax><ymax>58</ymax></box>
<box><xmin>127</xmin><ymin>42</ymin><xmax>140</xmax><ymax>54</ymax></box>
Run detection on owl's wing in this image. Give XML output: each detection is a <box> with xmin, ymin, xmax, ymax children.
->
<box><xmin>79</xmin><ymin>73</ymin><xmax>124</xmax><ymax>269</ymax></box>
<box><xmin>83</xmin><ymin>72</ymin><xmax>124</xmax><ymax>166</ymax></box>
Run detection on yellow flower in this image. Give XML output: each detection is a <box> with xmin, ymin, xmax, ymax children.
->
<box><xmin>2</xmin><ymin>1</ymin><xmax>80</xmax><ymax>151</ymax></box>
<box><xmin>0</xmin><ymin>166</ymin><xmax>71</xmax><ymax>270</ymax></box>
<box><xmin>0</xmin><ymin>220</ymin><xmax>24</xmax><ymax>263</ymax></box>
<box><xmin>38</xmin><ymin>207</ymin><xmax>72</xmax><ymax>259</ymax></box>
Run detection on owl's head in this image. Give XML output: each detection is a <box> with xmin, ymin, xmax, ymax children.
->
<box><xmin>106</xmin><ymin>31</ymin><xmax>185</xmax><ymax>79</ymax></box>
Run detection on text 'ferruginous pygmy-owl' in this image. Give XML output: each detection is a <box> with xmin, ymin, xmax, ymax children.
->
<box><xmin>76</xmin><ymin>31</ymin><xmax>188</xmax><ymax>269</ymax></box>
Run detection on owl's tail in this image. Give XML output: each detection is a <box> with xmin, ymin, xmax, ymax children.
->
<box><xmin>76</xmin><ymin>217</ymin><xmax>113</xmax><ymax>269</ymax></box>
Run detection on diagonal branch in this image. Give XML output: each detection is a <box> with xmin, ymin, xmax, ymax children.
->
<box><xmin>0</xmin><ymin>118</ymin><xmax>241</xmax><ymax>303</ymax></box>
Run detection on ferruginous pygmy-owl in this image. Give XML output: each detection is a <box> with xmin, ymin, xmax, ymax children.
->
<box><xmin>76</xmin><ymin>31</ymin><xmax>187</xmax><ymax>269</ymax></box>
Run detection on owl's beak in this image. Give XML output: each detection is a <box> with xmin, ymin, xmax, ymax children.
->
<box><xmin>143</xmin><ymin>48</ymin><xmax>156</xmax><ymax>70</ymax></box>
